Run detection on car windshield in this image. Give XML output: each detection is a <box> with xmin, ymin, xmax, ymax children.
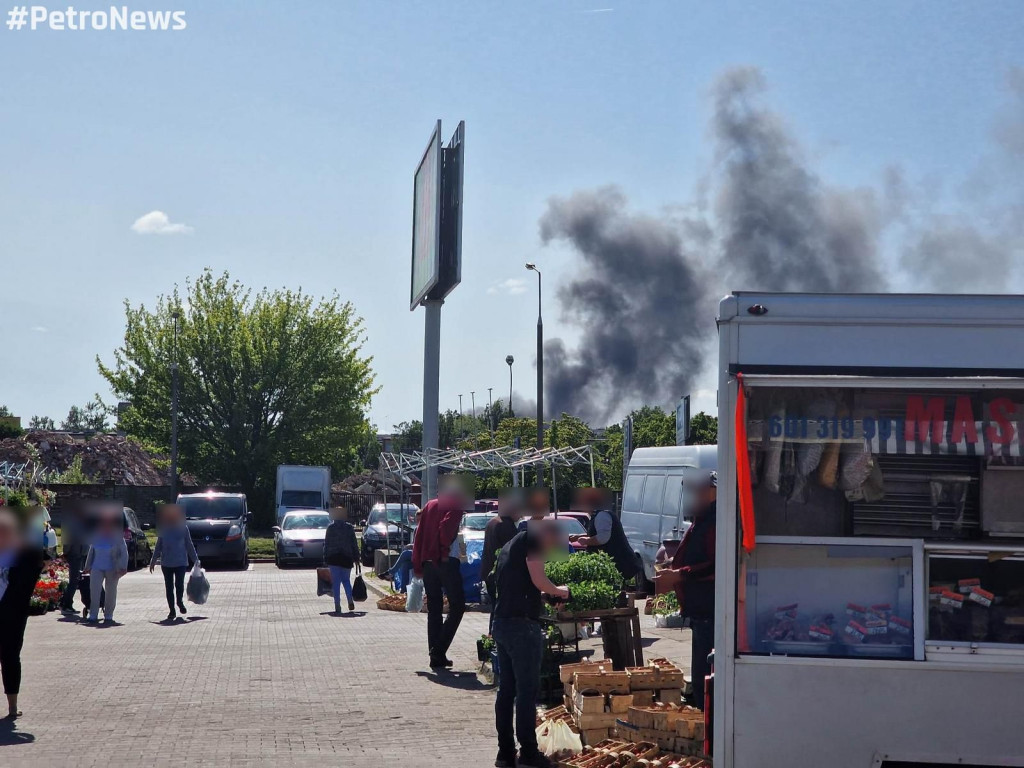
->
<box><xmin>556</xmin><ymin>518</ymin><xmax>587</xmax><ymax>537</ymax></box>
<box><xmin>281</xmin><ymin>490</ymin><xmax>322</xmax><ymax>508</ymax></box>
<box><xmin>283</xmin><ymin>514</ymin><xmax>330</xmax><ymax>530</ymax></box>
<box><xmin>180</xmin><ymin>496</ymin><xmax>244</xmax><ymax>520</ymax></box>
<box><xmin>462</xmin><ymin>514</ymin><xmax>493</xmax><ymax>531</ymax></box>
<box><xmin>368</xmin><ymin>506</ymin><xmax>417</xmax><ymax>526</ymax></box>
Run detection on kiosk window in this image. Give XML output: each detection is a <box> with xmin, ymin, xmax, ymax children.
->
<box><xmin>928</xmin><ymin>551</ymin><xmax>1024</xmax><ymax>646</ymax></box>
<box><xmin>744</xmin><ymin>542</ymin><xmax>915</xmax><ymax>660</ymax></box>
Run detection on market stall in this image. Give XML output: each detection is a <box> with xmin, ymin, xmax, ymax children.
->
<box><xmin>715</xmin><ymin>292</ymin><xmax>1024</xmax><ymax>768</ymax></box>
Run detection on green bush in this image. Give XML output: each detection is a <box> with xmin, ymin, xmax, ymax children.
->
<box><xmin>544</xmin><ymin>550</ymin><xmax>622</xmax><ymax>589</ymax></box>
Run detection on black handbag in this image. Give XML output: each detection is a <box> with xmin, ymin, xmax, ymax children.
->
<box><xmin>351</xmin><ymin>564</ymin><xmax>367</xmax><ymax>603</ymax></box>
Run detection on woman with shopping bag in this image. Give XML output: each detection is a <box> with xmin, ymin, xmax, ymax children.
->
<box><xmin>150</xmin><ymin>504</ymin><xmax>199</xmax><ymax>621</ymax></box>
<box><xmin>323</xmin><ymin>506</ymin><xmax>359</xmax><ymax>615</ymax></box>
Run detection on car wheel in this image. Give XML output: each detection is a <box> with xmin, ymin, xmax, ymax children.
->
<box><xmin>239</xmin><ymin>550</ymin><xmax>249</xmax><ymax>570</ymax></box>
<box><xmin>130</xmin><ymin>549</ymin><xmax>137</xmax><ymax>572</ymax></box>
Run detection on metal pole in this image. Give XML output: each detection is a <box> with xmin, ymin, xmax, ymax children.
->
<box><xmin>458</xmin><ymin>394</ymin><xmax>464</xmax><ymax>441</ymax></box>
<box><xmin>170</xmin><ymin>310</ymin><xmax>180</xmax><ymax>500</ymax></box>
<box><xmin>470</xmin><ymin>391</ymin><xmax>477</xmax><ymax>448</ymax></box>
<box><xmin>552</xmin><ymin>460</ymin><xmax>558</xmax><ymax>517</ymax></box>
<box><xmin>506</xmin><ymin>355</ymin><xmax>514</xmax><ymax>419</ymax></box>
<box><xmin>487</xmin><ymin>387</ymin><xmax>494</xmax><ymax>441</ymax></box>
<box><xmin>422</xmin><ymin>300</ymin><xmax>442</xmax><ymax>501</ymax></box>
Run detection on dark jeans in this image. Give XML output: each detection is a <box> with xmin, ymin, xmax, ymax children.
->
<box><xmin>60</xmin><ymin>550</ymin><xmax>84</xmax><ymax>610</ymax></box>
<box><xmin>0</xmin><ymin>616</ymin><xmax>28</xmax><ymax>695</ymax></box>
<box><xmin>689</xmin><ymin>617</ymin><xmax>714</xmax><ymax>711</ymax></box>
<box><xmin>492</xmin><ymin>618</ymin><xmax>545</xmax><ymax>759</ymax></box>
<box><xmin>162</xmin><ymin>565</ymin><xmax>188</xmax><ymax>611</ymax></box>
<box><xmin>422</xmin><ymin>559</ymin><xmax>465</xmax><ymax>661</ymax></box>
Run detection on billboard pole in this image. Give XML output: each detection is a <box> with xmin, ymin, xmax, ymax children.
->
<box><xmin>422</xmin><ymin>299</ymin><xmax>442</xmax><ymax>501</ymax></box>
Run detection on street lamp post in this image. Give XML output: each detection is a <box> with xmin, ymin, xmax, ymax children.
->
<box><xmin>487</xmin><ymin>387</ymin><xmax>494</xmax><ymax>439</ymax></box>
<box><xmin>470</xmin><ymin>391</ymin><xmax>477</xmax><ymax>448</ymax></box>
<box><xmin>505</xmin><ymin>355</ymin><xmax>514</xmax><ymax>418</ymax></box>
<box><xmin>458</xmin><ymin>394</ymin><xmax>464</xmax><ymax>440</ymax></box>
<box><xmin>170</xmin><ymin>309</ymin><xmax>181</xmax><ymax>500</ymax></box>
<box><xmin>526</xmin><ymin>263</ymin><xmax>544</xmax><ymax>486</ymax></box>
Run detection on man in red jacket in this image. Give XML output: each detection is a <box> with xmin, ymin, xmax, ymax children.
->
<box><xmin>413</xmin><ymin>478</ymin><xmax>472</xmax><ymax>669</ymax></box>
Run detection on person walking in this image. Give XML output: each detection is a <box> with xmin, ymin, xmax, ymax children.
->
<box><xmin>150</xmin><ymin>504</ymin><xmax>199</xmax><ymax>621</ymax></box>
<box><xmin>668</xmin><ymin>470</ymin><xmax>717</xmax><ymax>710</ymax></box>
<box><xmin>58</xmin><ymin>501</ymin><xmax>89</xmax><ymax>617</ymax></box>
<box><xmin>412</xmin><ymin>479</ymin><xmax>470</xmax><ymax>669</ymax></box>
<box><xmin>0</xmin><ymin>508</ymin><xmax>44</xmax><ymax>720</ymax></box>
<box><xmin>491</xmin><ymin>520</ymin><xmax>569</xmax><ymax>768</ymax></box>
<box><xmin>323</xmin><ymin>506</ymin><xmax>359</xmax><ymax>615</ymax></box>
<box><xmin>83</xmin><ymin>512</ymin><xmax>129</xmax><ymax>624</ymax></box>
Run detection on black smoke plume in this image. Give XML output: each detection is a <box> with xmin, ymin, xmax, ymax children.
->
<box><xmin>540</xmin><ymin>65</ymin><xmax>1024</xmax><ymax>423</ymax></box>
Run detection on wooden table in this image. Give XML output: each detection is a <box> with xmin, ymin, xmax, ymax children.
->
<box><xmin>552</xmin><ymin>607</ymin><xmax>644</xmax><ymax>670</ymax></box>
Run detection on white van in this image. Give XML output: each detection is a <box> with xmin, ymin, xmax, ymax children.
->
<box><xmin>620</xmin><ymin>445</ymin><xmax>718</xmax><ymax>583</ymax></box>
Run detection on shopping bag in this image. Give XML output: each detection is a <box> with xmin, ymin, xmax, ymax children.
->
<box><xmin>351</xmin><ymin>566</ymin><xmax>367</xmax><ymax>603</ymax></box>
<box><xmin>186</xmin><ymin>562</ymin><xmax>210</xmax><ymax>605</ymax></box>
<box><xmin>655</xmin><ymin>568</ymin><xmax>682</xmax><ymax>595</ymax></box>
<box><xmin>536</xmin><ymin>719</ymin><xmax>582</xmax><ymax>759</ymax></box>
<box><xmin>316</xmin><ymin>567</ymin><xmax>332</xmax><ymax>597</ymax></box>
<box><xmin>406</xmin><ymin>576</ymin><xmax>424</xmax><ymax>613</ymax></box>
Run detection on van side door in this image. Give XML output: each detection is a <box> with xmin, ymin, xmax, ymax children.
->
<box><xmin>661</xmin><ymin>474</ymin><xmax>686</xmax><ymax>542</ymax></box>
<box><xmin>637</xmin><ymin>473</ymin><xmax>667</xmax><ymax>580</ymax></box>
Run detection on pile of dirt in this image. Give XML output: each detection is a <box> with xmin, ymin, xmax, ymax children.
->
<box><xmin>332</xmin><ymin>470</ymin><xmax>415</xmax><ymax>496</ymax></box>
<box><xmin>0</xmin><ymin>431</ymin><xmax>169</xmax><ymax>485</ymax></box>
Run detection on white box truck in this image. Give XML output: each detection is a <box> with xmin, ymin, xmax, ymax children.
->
<box><xmin>715</xmin><ymin>292</ymin><xmax>1024</xmax><ymax>768</ymax></box>
<box><xmin>275</xmin><ymin>465</ymin><xmax>331</xmax><ymax>523</ymax></box>
<box><xmin>621</xmin><ymin>445</ymin><xmax>717</xmax><ymax>585</ymax></box>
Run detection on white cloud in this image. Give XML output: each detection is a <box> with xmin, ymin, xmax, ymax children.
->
<box><xmin>31</xmin><ymin>325</ymin><xmax>48</xmax><ymax>333</ymax></box>
<box><xmin>488</xmin><ymin>278</ymin><xmax>527</xmax><ymax>296</ymax></box>
<box><xmin>130</xmin><ymin>210</ymin><xmax>193</xmax><ymax>235</ymax></box>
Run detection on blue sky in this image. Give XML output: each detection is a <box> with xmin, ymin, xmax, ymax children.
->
<box><xmin>2</xmin><ymin>1</ymin><xmax>1022</xmax><ymax>430</ymax></box>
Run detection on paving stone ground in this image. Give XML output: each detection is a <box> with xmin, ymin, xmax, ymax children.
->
<box><xmin>5</xmin><ymin>564</ymin><xmax>691</xmax><ymax>768</ymax></box>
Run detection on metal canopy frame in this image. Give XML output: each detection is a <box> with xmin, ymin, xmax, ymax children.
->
<box><xmin>380</xmin><ymin>444</ymin><xmax>596</xmax><ymax>487</ymax></box>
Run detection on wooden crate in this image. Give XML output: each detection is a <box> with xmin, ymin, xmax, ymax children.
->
<box><xmin>608</xmin><ymin>693</ymin><xmax>632</xmax><ymax>714</ymax></box>
<box><xmin>560</xmin><ymin>660</ymin><xmax>611</xmax><ymax>685</ymax></box>
<box><xmin>631</xmin><ymin>690</ymin><xmax>655</xmax><ymax>706</ymax></box>
<box><xmin>575</xmin><ymin>709</ymin><xmax>618</xmax><ymax>730</ymax></box>
<box><xmin>626</xmin><ymin>666</ymin><xmax>658</xmax><ymax>690</ymax></box>
<box><xmin>580</xmin><ymin>728</ymin><xmax>610</xmax><ymax>746</ymax></box>
<box><xmin>573</xmin><ymin>688</ymin><xmax>607</xmax><ymax>714</ymax></box>
<box><xmin>675</xmin><ymin>717</ymin><xmax>705</xmax><ymax>741</ymax></box>
<box><xmin>657</xmin><ymin>688</ymin><xmax>681</xmax><ymax>705</ymax></box>
<box><xmin>574</xmin><ymin>670</ymin><xmax>630</xmax><ymax>695</ymax></box>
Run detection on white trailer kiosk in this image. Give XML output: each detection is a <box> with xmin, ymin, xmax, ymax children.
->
<box><xmin>716</xmin><ymin>293</ymin><xmax>1024</xmax><ymax>768</ymax></box>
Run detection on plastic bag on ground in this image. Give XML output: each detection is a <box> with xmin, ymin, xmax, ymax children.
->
<box><xmin>536</xmin><ymin>719</ymin><xmax>582</xmax><ymax>760</ymax></box>
<box><xmin>186</xmin><ymin>562</ymin><xmax>210</xmax><ymax>605</ymax></box>
<box><xmin>406</xmin><ymin>576</ymin><xmax>424</xmax><ymax>613</ymax></box>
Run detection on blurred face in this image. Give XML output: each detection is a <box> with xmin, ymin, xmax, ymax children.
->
<box><xmin>498</xmin><ymin>488</ymin><xmax>526</xmax><ymax>520</ymax></box>
<box><xmin>329</xmin><ymin>506</ymin><xmax>348</xmax><ymax>521</ymax></box>
<box><xmin>160</xmin><ymin>504</ymin><xmax>185</xmax><ymax>526</ymax></box>
<box><xmin>536</xmin><ymin>521</ymin><xmax>567</xmax><ymax>556</ymax></box>
<box><xmin>0</xmin><ymin>510</ymin><xmax>22</xmax><ymax>552</ymax></box>
<box><xmin>438</xmin><ymin>475</ymin><xmax>474</xmax><ymax>510</ymax></box>
<box><xmin>526</xmin><ymin>489</ymin><xmax>549</xmax><ymax>519</ymax></box>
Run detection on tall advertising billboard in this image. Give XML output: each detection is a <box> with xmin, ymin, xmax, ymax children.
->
<box><xmin>410</xmin><ymin>120</ymin><xmax>442</xmax><ymax>310</ymax></box>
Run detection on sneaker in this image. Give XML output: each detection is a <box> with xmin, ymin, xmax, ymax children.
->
<box><xmin>167</xmin><ymin>611</ymin><xmax>177</xmax><ymax>621</ymax></box>
<box><xmin>81</xmin><ymin>608</ymin><xmax>88</xmax><ymax>619</ymax></box>
<box><xmin>348</xmin><ymin>601</ymin><xmax>355</xmax><ymax>612</ymax></box>
<box><xmin>85</xmin><ymin>617</ymin><xmax>98</xmax><ymax>624</ymax></box>
<box><xmin>334</xmin><ymin>602</ymin><xmax>342</xmax><ymax>615</ymax></box>
<box><xmin>429</xmin><ymin>658</ymin><xmax>449</xmax><ymax>669</ymax></box>
<box><xmin>495</xmin><ymin>752</ymin><xmax>517</xmax><ymax>768</ymax></box>
<box><xmin>177</xmin><ymin>602</ymin><xmax>187</xmax><ymax>615</ymax></box>
<box><xmin>61</xmin><ymin>607</ymin><xmax>77</xmax><ymax>616</ymax></box>
<box><xmin>518</xmin><ymin>752</ymin><xmax>554</xmax><ymax>768</ymax></box>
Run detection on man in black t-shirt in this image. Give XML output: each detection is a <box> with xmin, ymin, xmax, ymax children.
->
<box><xmin>491</xmin><ymin>521</ymin><xmax>569</xmax><ymax>768</ymax></box>
<box><xmin>481</xmin><ymin>491</ymin><xmax>525</xmax><ymax>604</ymax></box>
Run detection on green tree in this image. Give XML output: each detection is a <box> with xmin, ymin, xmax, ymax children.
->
<box><xmin>98</xmin><ymin>270</ymin><xmax>378</xmax><ymax>525</ymax></box>
<box><xmin>0</xmin><ymin>405</ymin><xmax>24</xmax><ymax>439</ymax></box>
<box><xmin>546</xmin><ymin>413</ymin><xmax>595</xmax><ymax>507</ymax></box>
<box><xmin>392</xmin><ymin>420</ymin><xmax>423</xmax><ymax>454</ymax></box>
<box><xmin>630</xmin><ymin>405</ymin><xmax>676</xmax><ymax>448</ymax></box>
<box><xmin>29</xmin><ymin>415</ymin><xmax>56</xmax><ymax>430</ymax></box>
<box><xmin>61</xmin><ymin>398</ymin><xmax>110</xmax><ymax>432</ymax></box>
<box><xmin>689</xmin><ymin>411</ymin><xmax>718</xmax><ymax>445</ymax></box>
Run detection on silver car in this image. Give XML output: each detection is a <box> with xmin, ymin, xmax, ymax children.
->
<box><xmin>273</xmin><ymin>510</ymin><xmax>331</xmax><ymax>567</ymax></box>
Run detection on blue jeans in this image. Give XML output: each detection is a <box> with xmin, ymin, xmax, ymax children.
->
<box><xmin>492</xmin><ymin>617</ymin><xmax>545</xmax><ymax>759</ymax></box>
<box><xmin>328</xmin><ymin>566</ymin><xmax>353</xmax><ymax>607</ymax></box>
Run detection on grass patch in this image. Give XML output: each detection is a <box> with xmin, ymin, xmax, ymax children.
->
<box><xmin>145</xmin><ymin>528</ymin><xmax>276</xmax><ymax>557</ymax></box>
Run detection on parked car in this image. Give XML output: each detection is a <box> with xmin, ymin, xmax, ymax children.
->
<box><xmin>546</xmin><ymin>514</ymin><xmax>589</xmax><ymax>551</ymax></box>
<box><xmin>361</xmin><ymin>503</ymin><xmax>419</xmax><ymax>566</ymax></box>
<box><xmin>176</xmin><ymin>492</ymin><xmax>251</xmax><ymax>570</ymax></box>
<box><xmin>474</xmin><ymin>499</ymin><xmax>499</xmax><ymax>513</ymax></box>
<box><xmin>460</xmin><ymin>512</ymin><xmax>496</xmax><ymax>543</ymax></box>
<box><xmin>556</xmin><ymin>511</ymin><xmax>593</xmax><ymax>531</ymax></box>
<box><xmin>122</xmin><ymin>506</ymin><xmax>153</xmax><ymax>571</ymax></box>
<box><xmin>272</xmin><ymin>510</ymin><xmax>331</xmax><ymax>567</ymax></box>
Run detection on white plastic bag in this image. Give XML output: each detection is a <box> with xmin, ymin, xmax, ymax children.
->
<box><xmin>186</xmin><ymin>562</ymin><xmax>210</xmax><ymax>605</ymax></box>
<box><xmin>406</xmin><ymin>576</ymin><xmax>424</xmax><ymax>613</ymax></box>
<box><xmin>536</xmin><ymin>719</ymin><xmax>582</xmax><ymax>759</ymax></box>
